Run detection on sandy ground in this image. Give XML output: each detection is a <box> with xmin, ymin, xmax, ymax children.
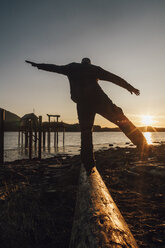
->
<box><xmin>0</xmin><ymin>145</ymin><xmax>165</xmax><ymax>247</ymax></box>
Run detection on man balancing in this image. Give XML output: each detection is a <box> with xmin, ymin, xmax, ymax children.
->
<box><xmin>26</xmin><ymin>58</ymin><xmax>149</xmax><ymax>174</ymax></box>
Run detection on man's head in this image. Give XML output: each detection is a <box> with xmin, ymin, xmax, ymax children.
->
<box><xmin>81</xmin><ymin>57</ymin><xmax>91</xmax><ymax>64</ymax></box>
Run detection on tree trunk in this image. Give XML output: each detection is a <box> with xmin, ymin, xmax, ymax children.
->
<box><xmin>69</xmin><ymin>165</ymin><xmax>138</xmax><ymax>248</ymax></box>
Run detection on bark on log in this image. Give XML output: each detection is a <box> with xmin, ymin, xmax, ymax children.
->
<box><xmin>69</xmin><ymin>165</ymin><xmax>138</xmax><ymax>248</ymax></box>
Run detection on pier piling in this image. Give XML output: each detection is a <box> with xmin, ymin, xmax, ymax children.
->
<box><xmin>25</xmin><ymin>131</ymin><xmax>28</xmax><ymax>148</ymax></box>
<box><xmin>18</xmin><ymin>129</ymin><xmax>21</xmax><ymax>146</ymax></box>
<box><xmin>38</xmin><ymin>116</ymin><xmax>42</xmax><ymax>159</ymax></box>
<box><xmin>43</xmin><ymin>130</ymin><xmax>46</xmax><ymax>148</ymax></box>
<box><xmin>29</xmin><ymin>120</ymin><xmax>32</xmax><ymax>160</ymax></box>
<box><xmin>21</xmin><ymin>131</ymin><xmax>23</xmax><ymax>146</ymax></box>
<box><xmin>54</xmin><ymin>129</ymin><xmax>56</xmax><ymax>147</ymax></box>
<box><xmin>0</xmin><ymin>109</ymin><xmax>5</xmax><ymax>165</ymax></box>
<box><xmin>63</xmin><ymin>128</ymin><xmax>65</xmax><ymax>146</ymax></box>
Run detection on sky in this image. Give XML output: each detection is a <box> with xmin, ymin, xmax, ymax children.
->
<box><xmin>1</xmin><ymin>0</ymin><xmax>165</xmax><ymax>127</ymax></box>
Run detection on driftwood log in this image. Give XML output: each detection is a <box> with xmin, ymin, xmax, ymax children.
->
<box><xmin>69</xmin><ymin>165</ymin><xmax>138</xmax><ymax>248</ymax></box>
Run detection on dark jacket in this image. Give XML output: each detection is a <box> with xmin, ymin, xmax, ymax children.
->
<box><xmin>37</xmin><ymin>62</ymin><xmax>133</xmax><ymax>103</ymax></box>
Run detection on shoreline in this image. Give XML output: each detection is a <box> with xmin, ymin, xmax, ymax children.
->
<box><xmin>0</xmin><ymin>145</ymin><xmax>165</xmax><ymax>247</ymax></box>
<box><xmin>3</xmin><ymin>140</ymin><xmax>164</xmax><ymax>163</ymax></box>
<box><xmin>4</xmin><ymin>131</ymin><xmax>165</xmax><ymax>163</ymax></box>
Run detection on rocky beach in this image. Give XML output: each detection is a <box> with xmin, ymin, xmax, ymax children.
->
<box><xmin>0</xmin><ymin>145</ymin><xmax>165</xmax><ymax>247</ymax></box>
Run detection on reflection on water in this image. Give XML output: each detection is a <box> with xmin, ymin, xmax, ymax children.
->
<box><xmin>4</xmin><ymin>131</ymin><xmax>165</xmax><ymax>162</ymax></box>
<box><xmin>144</xmin><ymin>132</ymin><xmax>152</xmax><ymax>144</ymax></box>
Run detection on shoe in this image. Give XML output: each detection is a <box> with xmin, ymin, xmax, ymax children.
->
<box><xmin>83</xmin><ymin>164</ymin><xmax>96</xmax><ymax>176</ymax></box>
<box><xmin>138</xmin><ymin>144</ymin><xmax>154</xmax><ymax>157</ymax></box>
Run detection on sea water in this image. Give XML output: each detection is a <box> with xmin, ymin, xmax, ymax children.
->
<box><xmin>3</xmin><ymin>132</ymin><xmax>165</xmax><ymax>162</ymax></box>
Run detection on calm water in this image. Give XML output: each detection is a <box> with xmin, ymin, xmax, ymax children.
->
<box><xmin>4</xmin><ymin>131</ymin><xmax>165</xmax><ymax>162</ymax></box>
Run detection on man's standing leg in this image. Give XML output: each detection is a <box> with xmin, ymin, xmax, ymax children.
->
<box><xmin>77</xmin><ymin>102</ymin><xmax>96</xmax><ymax>173</ymax></box>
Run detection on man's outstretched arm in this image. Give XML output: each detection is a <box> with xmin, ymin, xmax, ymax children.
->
<box><xmin>98</xmin><ymin>67</ymin><xmax>140</xmax><ymax>96</ymax></box>
<box><xmin>25</xmin><ymin>60</ymin><xmax>69</xmax><ymax>75</ymax></box>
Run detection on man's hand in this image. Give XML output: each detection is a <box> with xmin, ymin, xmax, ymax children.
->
<box><xmin>25</xmin><ymin>60</ymin><xmax>38</xmax><ymax>67</ymax></box>
<box><xmin>128</xmin><ymin>87</ymin><xmax>140</xmax><ymax>96</ymax></box>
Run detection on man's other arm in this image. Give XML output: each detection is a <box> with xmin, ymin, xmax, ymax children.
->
<box><xmin>25</xmin><ymin>60</ymin><xmax>70</xmax><ymax>75</ymax></box>
<box><xmin>98</xmin><ymin>67</ymin><xmax>140</xmax><ymax>95</ymax></box>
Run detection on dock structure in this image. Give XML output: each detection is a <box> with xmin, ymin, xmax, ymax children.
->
<box><xmin>18</xmin><ymin>113</ymin><xmax>65</xmax><ymax>160</ymax></box>
<box><xmin>47</xmin><ymin>114</ymin><xmax>60</xmax><ymax>148</ymax></box>
<box><xmin>70</xmin><ymin>165</ymin><xmax>138</xmax><ymax>248</ymax></box>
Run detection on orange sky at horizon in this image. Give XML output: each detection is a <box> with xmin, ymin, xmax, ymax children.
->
<box><xmin>94</xmin><ymin>114</ymin><xmax>164</xmax><ymax>128</ymax></box>
<box><xmin>13</xmin><ymin>109</ymin><xmax>164</xmax><ymax>128</ymax></box>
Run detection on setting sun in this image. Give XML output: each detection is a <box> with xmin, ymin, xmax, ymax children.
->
<box><xmin>141</xmin><ymin>115</ymin><xmax>154</xmax><ymax>126</ymax></box>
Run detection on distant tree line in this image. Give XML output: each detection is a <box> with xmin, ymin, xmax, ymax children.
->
<box><xmin>4</xmin><ymin>120</ymin><xmax>165</xmax><ymax>132</ymax></box>
<box><xmin>1</xmin><ymin>108</ymin><xmax>165</xmax><ymax>132</ymax></box>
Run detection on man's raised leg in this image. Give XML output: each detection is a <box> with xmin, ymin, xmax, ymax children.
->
<box><xmin>97</xmin><ymin>97</ymin><xmax>149</xmax><ymax>153</ymax></box>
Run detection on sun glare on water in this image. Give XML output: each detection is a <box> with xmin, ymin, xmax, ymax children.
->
<box><xmin>144</xmin><ymin>132</ymin><xmax>152</xmax><ymax>144</ymax></box>
<box><xmin>141</xmin><ymin>115</ymin><xmax>155</xmax><ymax>144</ymax></box>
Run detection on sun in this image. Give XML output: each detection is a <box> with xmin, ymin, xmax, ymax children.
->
<box><xmin>141</xmin><ymin>115</ymin><xmax>154</xmax><ymax>126</ymax></box>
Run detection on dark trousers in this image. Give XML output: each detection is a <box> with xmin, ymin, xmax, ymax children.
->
<box><xmin>77</xmin><ymin>92</ymin><xmax>148</xmax><ymax>171</ymax></box>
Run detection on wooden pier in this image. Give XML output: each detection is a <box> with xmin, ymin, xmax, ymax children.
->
<box><xmin>18</xmin><ymin>113</ymin><xmax>65</xmax><ymax>160</ymax></box>
<box><xmin>0</xmin><ymin>112</ymin><xmax>65</xmax><ymax>164</ymax></box>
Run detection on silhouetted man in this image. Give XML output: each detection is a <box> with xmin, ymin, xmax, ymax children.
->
<box><xmin>26</xmin><ymin>58</ymin><xmax>148</xmax><ymax>173</ymax></box>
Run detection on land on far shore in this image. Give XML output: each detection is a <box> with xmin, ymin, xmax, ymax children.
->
<box><xmin>1</xmin><ymin>107</ymin><xmax>165</xmax><ymax>132</ymax></box>
<box><xmin>4</xmin><ymin>119</ymin><xmax>165</xmax><ymax>133</ymax></box>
